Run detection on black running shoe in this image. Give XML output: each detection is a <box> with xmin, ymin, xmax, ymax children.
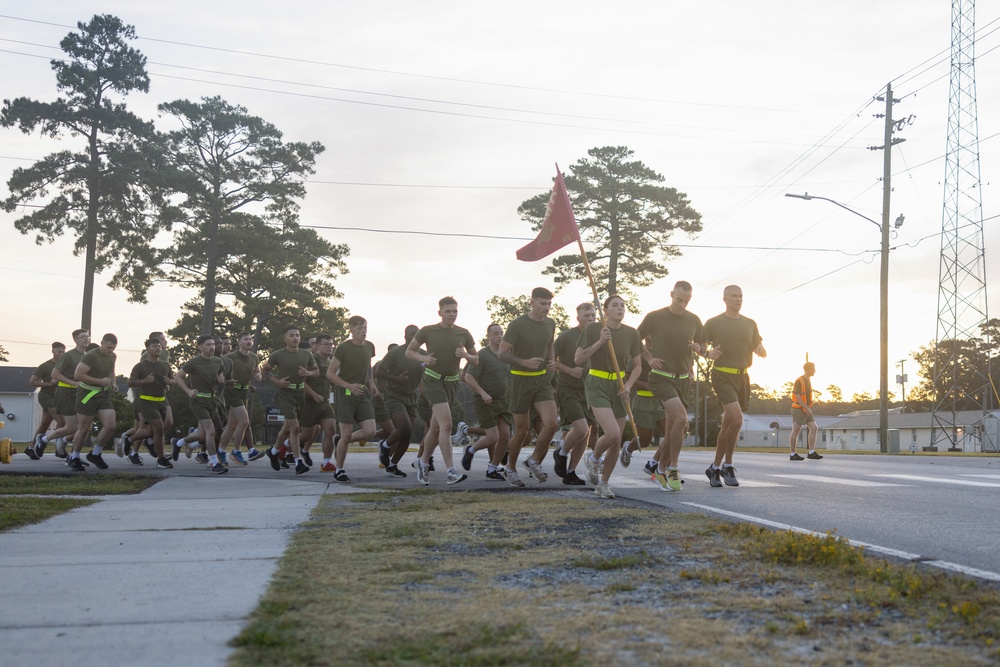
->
<box><xmin>171</xmin><ymin>439</ymin><xmax>181</xmax><ymax>462</ymax></box>
<box><xmin>284</xmin><ymin>452</ymin><xmax>295</xmax><ymax>465</ymax></box>
<box><xmin>23</xmin><ymin>446</ymin><xmax>39</xmax><ymax>461</ymax></box>
<box><xmin>127</xmin><ymin>452</ymin><xmax>143</xmax><ymax>466</ymax></box>
<box><xmin>266</xmin><ymin>448</ymin><xmax>281</xmax><ymax>471</ymax></box>
<box><xmin>789</xmin><ymin>453</ymin><xmax>804</xmax><ymax>461</ymax></box>
<box><xmin>301</xmin><ymin>450</ymin><xmax>313</xmax><ymax>467</ymax></box>
<box><xmin>485</xmin><ymin>469</ymin><xmax>505</xmax><ymax>481</ymax></box>
<box><xmin>807</xmin><ymin>452</ymin><xmax>824</xmax><ymax>460</ymax></box>
<box><xmin>705</xmin><ymin>466</ymin><xmax>723</xmax><ymax>488</ymax></box>
<box><xmin>643</xmin><ymin>460</ymin><xmax>657</xmax><ymax>476</ymax></box>
<box><xmin>295</xmin><ymin>459</ymin><xmax>310</xmax><ymax>475</ymax></box>
<box><xmin>428</xmin><ymin>456</ymin><xmax>435</xmax><ymax>472</ymax></box>
<box><xmin>86</xmin><ymin>452</ymin><xmax>109</xmax><ymax>470</ymax></box>
<box><xmin>378</xmin><ymin>440</ymin><xmax>391</xmax><ymax>468</ymax></box>
<box><xmin>211</xmin><ymin>462</ymin><xmax>228</xmax><ymax>475</ymax></box>
<box><xmin>552</xmin><ymin>447</ymin><xmax>567</xmax><ymax>478</ymax></box>
<box><xmin>156</xmin><ymin>457</ymin><xmax>174</xmax><ymax>469</ymax></box>
<box><xmin>195</xmin><ymin>452</ymin><xmax>209</xmax><ymax>465</ymax></box>
<box><xmin>333</xmin><ymin>469</ymin><xmax>350</xmax><ymax>482</ymax></box>
<box><xmin>720</xmin><ymin>465</ymin><xmax>739</xmax><ymax>487</ymax></box>
<box><xmin>562</xmin><ymin>470</ymin><xmax>586</xmax><ymax>486</ymax></box>
<box><xmin>385</xmin><ymin>465</ymin><xmax>407</xmax><ymax>477</ymax></box>
<box><xmin>145</xmin><ymin>440</ymin><xmax>156</xmax><ymax>457</ymax></box>
<box><xmin>67</xmin><ymin>457</ymin><xmax>86</xmax><ymax>472</ymax></box>
<box><xmin>461</xmin><ymin>445</ymin><xmax>474</xmax><ymax>471</ymax></box>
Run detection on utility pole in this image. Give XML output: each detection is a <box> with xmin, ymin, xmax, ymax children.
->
<box><xmin>897</xmin><ymin>359</ymin><xmax>908</xmax><ymax>404</ymax></box>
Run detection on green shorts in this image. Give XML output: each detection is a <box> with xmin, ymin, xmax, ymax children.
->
<box><xmin>711</xmin><ymin>370</ymin><xmax>750</xmax><ymax>411</ymax></box>
<box><xmin>334</xmin><ymin>387</ymin><xmax>375</xmax><ymax>424</ymax></box>
<box><xmin>383</xmin><ymin>391</ymin><xmax>419</xmax><ymax>421</ymax></box>
<box><xmin>55</xmin><ymin>386</ymin><xmax>77</xmax><ymax>417</ymax></box>
<box><xmin>223</xmin><ymin>387</ymin><xmax>248</xmax><ymax>409</ymax></box>
<box><xmin>189</xmin><ymin>395</ymin><xmax>217</xmax><ymax>422</ymax></box>
<box><xmin>584</xmin><ymin>374</ymin><xmax>626</xmax><ymax>418</ymax></box>
<box><xmin>648</xmin><ymin>372</ymin><xmax>690</xmax><ymax>407</ymax></box>
<box><xmin>75</xmin><ymin>386</ymin><xmax>113</xmax><ymax>416</ymax></box>
<box><xmin>473</xmin><ymin>394</ymin><xmax>512</xmax><ymax>429</ymax></box>
<box><xmin>417</xmin><ymin>393</ymin><xmax>433</xmax><ymax>423</ymax></box>
<box><xmin>792</xmin><ymin>408</ymin><xmax>815</xmax><ymax>426</ymax></box>
<box><xmin>301</xmin><ymin>397</ymin><xmax>335</xmax><ymax>428</ymax></box>
<box><xmin>276</xmin><ymin>389</ymin><xmax>305</xmax><ymax>421</ymax></box>
<box><xmin>373</xmin><ymin>395</ymin><xmax>390</xmax><ymax>423</ymax></box>
<box><xmin>37</xmin><ymin>392</ymin><xmax>56</xmax><ymax>411</ymax></box>
<box><xmin>631</xmin><ymin>392</ymin><xmax>663</xmax><ymax>430</ymax></box>
<box><xmin>506</xmin><ymin>373</ymin><xmax>554</xmax><ymax>414</ymax></box>
<box><xmin>135</xmin><ymin>397</ymin><xmax>167</xmax><ymax>423</ymax></box>
<box><xmin>421</xmin><ymin>376</ymin><xmax>457</xmax><ymax>407</ymax></box>
<box><xmin>557</xmin><ymin>384</ymin><xmax>594</xmax><ymax>427</ymax></box>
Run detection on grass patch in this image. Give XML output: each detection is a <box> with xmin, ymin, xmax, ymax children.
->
<box><xmin>0</xmin><ymin>496</ymin><xmax>97</xmax><ymax>531</ymax></box>
<box><xmin>229</xmin><ymin>491</ymin><xmax>1000</xmax><ymax>667</ymax></box>
<box><xmin>0</xmin><ymin>472</ymin><xmax>160</xmax><ymax>496</ymax></box>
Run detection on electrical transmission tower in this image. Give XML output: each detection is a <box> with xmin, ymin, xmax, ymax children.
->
<box><xmin>931</xmin><ymin>0</ymin><xmax>993</xmax><ymax>451</ymax></box>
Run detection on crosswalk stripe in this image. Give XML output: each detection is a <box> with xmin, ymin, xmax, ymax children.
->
<box><xmin>769</xmin><ymin>474</ymin><xmax>906</xmax><ymax>487</ymax></box>
<box><xmin>870</xmin><ymin>474</ymin><xmax>1000</xmax><ymax>488</ymax></box>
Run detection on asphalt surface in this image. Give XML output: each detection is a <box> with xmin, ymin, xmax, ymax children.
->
<box><xmin>1</xmin><ymin>445</ymin><xmax>997</xmax><ymax>667</ymax></box>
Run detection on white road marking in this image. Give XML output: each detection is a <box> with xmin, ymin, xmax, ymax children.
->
<box><xmin>959</xmin><ymin>474</ymin><xmax>1000</xmax><ymax>480</ymax></box>
<box><xmin>769</xmin><ymin>474</ymin><xmax>907</xmax><ymax>487</ymax></box>
<box><xmin>681</xmin><ymin>502</ymin><xmax>1000</xmax><ymax>583</ymax></box>
<box><xmin>870</xmin><ymin>474</ymin><xmax>1000</xmax><ymax>488</ymax></box>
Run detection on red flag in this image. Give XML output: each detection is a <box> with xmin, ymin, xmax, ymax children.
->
<box><xmin>516</xmin><ymin>167</ymin><xmax>580</xmax><ymax>262</ymax></box>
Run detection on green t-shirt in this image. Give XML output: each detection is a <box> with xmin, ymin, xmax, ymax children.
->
<box><xmin>502</xmin><ymin>314</ymin><xmax>556</xmax><ymax>369</ymax></box>
<box><xmin>266</xmin><ymin>348</ymin><xmax>317</xmax><ymax>386</ymax></box>
<box><xmin>77</xmin><ymin>349</ymin><xmax>117</xmax><ymax>383</ymax></box>
<box><xmin>554</xmin><ymin>326</ymin><xmax>587</xmax><ymax>390</ymax></box>
<box><xmin>308</xmin><ymin>353</ymin><xmax>333</xmax><ymax>397</ymax></box>
<box><xmin>226</xmin><ymin>350</ymin><xmax>259</xmax><ymax>386</ymax></box>
<box><xmin>140</xmin><ymin>349</ymin><xmax>171</xmax><ymax>365</ymax></box>
<box><xmin>333</xmin><ymin>340</ymin><xmax>375</xmax><ymax>385</ymax></box>
<box><xmin>465</xmin><ymin>346</ymin><xmax>509</xmax><ymax>399</ymax></box>
<box><xmin>704</xmin><ymin>313</ymin><xmax>762</xmax><ymax>369</ymax></box>
<box><xmin>380</xmin><ymin>343</ymin><xmax>425</xmax><ymax>396</ymax></box>
<box><xmin>414</xmin><ymin>324</ymin><xmax>475</xmax><ymax>377</ymax></box>
<box><xmin>579</xmin><ymin>322</ymin><xmax>642</xmax><ymax>374</ymax></box>
<box><xmin>637</xmin><ymin>307</ymin><xmax>706</xmax><ymax>375</ymax></box>
<box><xmin>181</xmin><ymin>355</ymin><xmax>225</xmax><ymax>394</ymax></box>
<box><xmin>34</xmin><ymin>359</ymin><xmax>57</xmax><ymax>398</ymax></box>
<box><xmin>54</xmin><ymin>348</ymin><xmax>86</xmax><ymax>384</ymax></box>
<box><xmin>130</xmin><ymin>358</ymin><xmax>172</xmax><ymax>398</ymax></box>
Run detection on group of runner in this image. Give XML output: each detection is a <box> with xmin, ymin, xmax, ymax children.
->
<box><xmin>24</xmin><ymin>282</ymin><xmax>771</xmax><ymax>497</ymax></box>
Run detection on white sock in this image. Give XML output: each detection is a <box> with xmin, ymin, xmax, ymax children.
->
<box><xmin>210</xmin><ymin>455</ymin><xmax>218</xmax><ymax>465</ymax></box>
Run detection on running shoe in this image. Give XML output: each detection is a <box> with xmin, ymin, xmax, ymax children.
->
<box><xmin>562</xmin><ymin>470</ymin><xmax>586</xmax><ymax>486</ymax></box>
<box><xmin>643</xmin><ymin>459</ymin><xmax>657</xmax><ymax>477</ymax></box>
<box><xmin>505</xmin><ymin>469</ymin><xmax>525</xmax><ymax>488</ymax></box>
<box><xmin>720</xmin><ymin>465</ymin><xmax>739</xmax><ymax>487</ymax></box>
<box><xmin>333</xmin><ymin>469</ymin><xmax>350</xmax><ymax>482</ymax></box>
<box><xmin>217</xmin><ymin>450</ymin><xmax>228</xmax><ymax>466</ymax></box>
<box><xmin>485</xmin><ymin>469</ymin><xmax>505</xmax><ymax>481</ymax></box>
<box><xmin>67</xmin><ymin>457</ymin><xmax>86</xmax><ymax>472</ymax></box>
<box><xmin>144</xmin><ymin>439</ymin><xmax>156</xmax><ymax>457</ymax></box>
<box><xmin>386</xmin><ymin>465</ymin><xmax>407</xmax><ymax>477</ymax></box>
<box><xmin>295</xmin><ymin>460</ymin><xmax>311</xmax><ymax>475</ymax></box>
<box><xmin>301</xmin><ymin>450</ymin><xmax>313</xmax><ymax>467</ymax></box>
<box><xmin>620</xmin><ymin>437</ymin><xmax>637</xmax><ymax>468</ymax></box>
<box><xmin>447</xmin><ymin>470</ymin><xmax>467</xmax><ymax>485</ymax></box>
<box><xmin>34</xmin><ymin>434</ymin><xmax>47</xmax><ymax>457</ymax></box>
<box><xmin>320</xmin><ymin>462</ymin><xmax>337</xmax><ymax>472</ymax></box>
<box><xmin>705</xmin><ymin>466</ymin><xmax>723</xmax><ymax>488</ymax></box>
<box><xmin>171</xmin><ymin>438</ymin><xmax>181</xmax><ymax>462</ymax></box>
<box><xmin>666</xmin><ymin>468</ymin><xmax>682</xmax><ymax>492</ymax></box>
<box><xmin>184</xmin><ymin>442</ymin><xmax>194</xmax><ymax>459</ymax></box>
<box><xmin>450</xmin><ymin>422</ymin><xmax>469</xmax><ymax>447</ymax></box>
<box><xmin>595</xmin><ymin>483</ymin><xmax>616</xmax><ymax>499</ymax></box>
<box><xmin>156</xmin><ymin>457</ymin><xmax>173</xmax><ymax>469</ymax></box>
<box><xmin>524</xmin><ymin>457</ymin><xmax>547</xmax><ymax>483</ymax></box>
<box><xmin>415</xmin><ymin>459</ymin><xmax>429</xmax><ymax>485</ymax></box>
<box><xmin>55</xmin><ymin>437</ymin><xmax>67</xmax><ymax>458</ymax></box>
<box><xmin>23</xmin><ymin>446</ymin><xmax>39</xmax><ymax>461</ymax></box>
<box><xmin>807</xmin><ymin>452</ymin><xmax>824</xmax><ymax>460</ymax></box>
<box><xmin>230</xmin><ymin>451</ymin><xmax>248</xmax><ymax>465</ymax></box>
<box><xmin>248</xmin><ymin>448</ymin><xmax>266</xmax><ymax>462</ymax></box>
<box><xmin>378</xmin><ymin>440</ymin><xmax>391</xmax><ymax>468</ymax></box>
<box><xmin>265</xmin><ymin>448</ymin><xmax>281</xmax><ymax>471</ymax></box>
<box><xmin>86</xmin><ymin>452</ymin><xmax>108</xmax><ymax>470</ymax></box>
<box><xmin>113</xmin><ymin>437</ymin><xmax>124</xmax><ymax>458</ymax></box>
<box><xmin>653</xmin><ymin>471</ymin><xmax>670</xmax><ymax>491</ymax></box>
<box><xmin>461</xmin><ymin>444</ymin><xmax>475</xmax><ymax>471</ymax></box>
<box><xmin>211</xmin><ymin>462</ymin><xmax>228</xmax><ymax>475</ymax></box>
<box><xmin>584</xmin><ymin>455</ymin><xmax>599</xmax><ymax>485</ymax></box>
<box><xmin>552</xmin><ymin>447</ymin><xmax>567</xmax><ymax>478</ymax></box>
<box><xmin>127</xmin><ymin>452</ymin><xmax>143</xmax><ymax>466</ymax></box>
<box><xmin>121</xmin><ymin>434</ymin><xmax>132</xmax><ymax>456</ymax></box>
<box><xmin>789</xmin><ymin>452</ymin><xmax>804</xmax><ymax>461</ymax></box>
<box><xmin>195</xmin><ymin>452</ymin><xmax>209</xmax><ymax>465</ymax></box>
<box><xmin>428</xmin><ymin>456</ymin><xmax>435</xmax><ymax>472</ymax></box>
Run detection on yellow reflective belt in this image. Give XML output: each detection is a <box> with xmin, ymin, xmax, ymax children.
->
<box><xmin>510</xmin><ymin>369</ymin><xmax>546</xmax><ymax>376</ymax></box>
<box><xmin>78</xmin><ymin>382</ymin><xmax>105</xmax><ymax>404</ymax></box>
<box><xmin>650</xmin><ymin>369</ymin><xmax>689</xmax><ymax>380</ymax></box>
<box><xmin>139</xmin><ymin>395</ymin><xmax>165</xmax><ymax>402</ymax></box>
<box><xmin>636</xmin><ymin>389</ymin><xmax>655</xmax><ymax>397</ymax></box>
<box><xmin>57</xmin><ymin>381</ymin><xmax>75</xmax><ymax>388</ymax></box>
<box><xmin>714</xmin><ymin>366</ymin><xmax>746</xmax><ymax>375</ymax></box>
<box><xmin>424</xmin><ymin>369</ymin><xmax>459</xmax><ymax>381</ymax></box>
<box><xmin>286</xmin><ymin>383</ymin><xmax>304</xmax><ymax>390</ymax></box>
<box><xmin>195</xmin><ymin>392</ymin><xmax>214</xmax><ymax>398</ymax></box>
<box><xmin>588</xmin><ymin>369</ymin><xmax>624</xmax><ymax>380</ymax></box>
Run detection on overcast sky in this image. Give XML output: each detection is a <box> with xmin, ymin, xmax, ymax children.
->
<box><xmin>1</xmin><ymin>1</ymin><xmax>998</xmax><ymax>399</ymax></box>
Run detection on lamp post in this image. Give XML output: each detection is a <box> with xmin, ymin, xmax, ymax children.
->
<box><xmin>785</xmin><ymin>192</ymin><xmax>903</xmax><ymax>454</ymax></box>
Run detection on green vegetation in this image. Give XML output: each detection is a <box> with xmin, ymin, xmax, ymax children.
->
<box><xmin>0</xmin><ymin>497</ymin><xmax>96</xmax><ymax>531</ymax></box>
<box><xmin>0</xmin><ymin>473</ymin><xmax>160</xmax><ymax>496</ymax></box>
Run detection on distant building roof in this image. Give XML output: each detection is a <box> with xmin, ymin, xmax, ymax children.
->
<box><xmin>0</xmin><ymin>367</ymin><xmax>36</xmax><ymax>393</ymax></box>
<box><xmin>828</xmin><ymin>410</ymin><xmax>998</xmax><ymax>429</ymax></box>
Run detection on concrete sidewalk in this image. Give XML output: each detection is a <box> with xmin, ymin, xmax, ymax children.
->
<box><xmin>0</xmin><ymin>475</ymin><xmax>365</xmax><ymax>667</ymax></box>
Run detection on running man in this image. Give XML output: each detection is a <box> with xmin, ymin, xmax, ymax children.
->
<box><xmin>261</xmin><ymin>326</ymin><xmax>317</xmax><ymax>475</ymax></box>
<box><xmin>27</xmin><ymin>341</ymin><xmax>66</xmax><ymax>458</ymax></box>
<box><xmin>789</xmin><ymin>361</ymin><xmax>823</xmax><ymax>461</ymax></box>
<box><xmin>376</xmin><ymin>326</ymin><xmax>424</xmax><ymax>477</ymax></box>
<box><xmin>635</xmin><ymin>280</ymin><xmax>706</xmax><ymax>491</ymax></box>
<box><xmin>551</xmin><ymin>302</ymin><xmax>597</xmax><ymax>486</ymax></box>
<box><xmin>218</xmin><ymin>331</ymin><xmax>260</xmax><ymax>465</ymax></box>
<box><xmin>67</xmin><ymin>333</ymin><xmax>119</xmax><ymax>472</ymax></box>
<box><xmin>325</xmin><ymin>317</ymin><xmax>379</xmax><ymax>482</ymax></box>
<box><xmin>44</xmin><ymin>329</ymin><xmax>90</xmax><ymax>461</ymax></box>
<box><xmin>576</xmin><ymin>296</ymin><xmax>642</xmax><ymax>499</ymax></box>
<box><xmin>128</xmin><ymin>337</ymin><xmax>174</xmax><ymax>468</ymax></box>
<box><xmin>461</xmin><ymin>323</ymin><xmax>511</xmax><ymax>480</ymax></box>
<box><xmin>497</xmin><ymin>287</ymin><xmax>558</xmax><ymax>488</ymax></box>
<box><xmin>300</xmin><ymin>333</ymin><xmax>336</xmax><ymax>473</ymax></box>
<box><xmin>704</xmin><ymin>285</ymin><xmax>766</xmax><ymax>487</ymax></box>
<box><xmin>174</xmin><ymin>335</ymin><xmax>229</xmax><ymax>474</ymax></box>
<box><xmin>405</xmin><ymin>297</ymin><xmax>477</xmax><ymax>485</ymax></box>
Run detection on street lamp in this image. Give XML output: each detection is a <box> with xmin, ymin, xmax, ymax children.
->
<box><xmin>785</xmin><ymin>192</ymin><xmax>904</xmax><ymax>454</ymax></box>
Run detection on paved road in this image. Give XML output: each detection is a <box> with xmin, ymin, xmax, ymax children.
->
<box><xmin>611</xmin><ymin>450</ymin><xmax>1000</xmax><ymax>581</ymax></box>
